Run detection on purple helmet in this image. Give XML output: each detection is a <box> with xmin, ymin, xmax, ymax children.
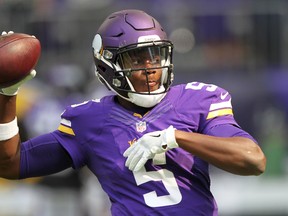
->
<box><xmin>92</xmin><ymin>9</ymin><xmax>174</xmax><ymax>108</ymax></box>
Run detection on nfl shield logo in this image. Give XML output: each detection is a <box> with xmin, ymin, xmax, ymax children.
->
<box><xmin>136</xmin><ymin>121</ymin><xmax>147</xmax><ymax>132</ymax></box>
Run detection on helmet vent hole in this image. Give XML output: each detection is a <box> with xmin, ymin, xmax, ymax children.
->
<box><xmin>112</xmin><ymin>32</ymin><xmax>124</xmax><ymax>38</ymax></box>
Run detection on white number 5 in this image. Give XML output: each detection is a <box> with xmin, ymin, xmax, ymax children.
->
<box><xmin>185</xmin><ymin>82</ymin><xmax>217</xmax><ymax>92</ymax></box>
<box><xmin>133</xmin><ymin>165</ymin><xmax>182</xmax><ymax>207</ymax></box>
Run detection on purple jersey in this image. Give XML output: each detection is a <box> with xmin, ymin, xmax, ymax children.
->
<box><xmin>51</xmin><ymin>82</ymin><xmax>245</xmax><ymax>215</ymax></box>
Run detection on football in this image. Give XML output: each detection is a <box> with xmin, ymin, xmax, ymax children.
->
<box><xmin>0</xmin><ymin>33</ymin><xmax>41</xmax><ymax>88</ymax></box>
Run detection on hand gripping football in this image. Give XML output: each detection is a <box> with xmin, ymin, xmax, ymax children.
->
<box><xmin>0</xmin><ymin>32</ymin><xmax>41</xmax><ymax>88</ymax></box>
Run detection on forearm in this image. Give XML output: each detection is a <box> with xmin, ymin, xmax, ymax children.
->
<box><xmin>175</xmin><ymin>130</ymin><xmax>266</xmax><ymax>176</ymax></box>
<box><xmin>0</xmin><ymin>94</ymin><xmax>21</xmax><ymax>179</ymax></box>
<box><xmin>0</xmin><ymin>94</ymin><xmax>17</xmax><ymax>122</ymax></box>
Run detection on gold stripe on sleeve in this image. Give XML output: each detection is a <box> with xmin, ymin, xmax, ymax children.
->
<box><xmin>58</xmin><ymin>124</ymin><xmax>75</xmax><ymax>136</ymax></box>
<box><xmin>206</xmin><ymin>108</ymin><xmax>233</xmax><ymax>120</ymax></box>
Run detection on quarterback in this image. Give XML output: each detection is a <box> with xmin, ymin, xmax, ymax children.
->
<box><xmin>0</xmin><ymin>10</ymin><xmax>266</xmax><ymax>215</ymax></box>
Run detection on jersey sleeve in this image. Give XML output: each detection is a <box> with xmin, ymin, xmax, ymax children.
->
<box><xmin>51</xmin><ymin>101</ymin><xmax>94</xmax><ymax>169</ymax></box>
<box><xmin>175</xmin><ymin>82</ymin><xmax>241</xmax><ymax>134</ymax></box>
<box><xmin>206</xmin><ymin>124</ymin><xmax>258</xmax><ymax>143</ymax></box>
<box><xmin>200</xmin><ymin>83</ymin><xmax>238</xmax><ymax>133</ymax></box>
<box><xmin>20</xmin><ymin>99</ymin><xmax>105</xmax><ymax>177</ymax></box>
<box><xmin>20</xmin><ymin>133</ymin><xmax>73</xmax><ymax>179</ymax></box>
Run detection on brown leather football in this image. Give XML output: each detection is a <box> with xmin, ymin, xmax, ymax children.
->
<box><xmin>0</xmin><ymin>33</ymin><xmax>41</xmax><ymax>88</ymax></box>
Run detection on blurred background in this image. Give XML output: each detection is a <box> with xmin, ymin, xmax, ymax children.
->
<box><xmin>1</xmin><ymin>0</ymin><xmax>288</xmax><ymax>215</ymax></box>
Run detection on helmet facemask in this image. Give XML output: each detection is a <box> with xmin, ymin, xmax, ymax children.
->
<box><xmin>93</xmin><ymin>36</ymin><xmax>174</xmax><ymax>107</ymax></box>
<box><xmin>117</xmin><ymin>41</ymin><xmax>173</xmax><ymax>93</ymax></box>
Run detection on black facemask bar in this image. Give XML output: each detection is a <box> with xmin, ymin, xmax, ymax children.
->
<box><xmin>110</xmin><ymin>41</ymin><xmax>173</xmax><ymax>95</ymax></box>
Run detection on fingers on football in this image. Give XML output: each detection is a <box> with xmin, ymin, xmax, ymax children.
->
<box><xmin>27</xmin><ymin>69</ymin><xmax>37</xmax><ymax>80</ymax></box>
<box><xmin>1</xmin><ymin>31</ymin><xmax>14</xmax><ymax>35</ymax></box>
<box><xmin>15</xmin><ymin>69</ymin><xmax>37</xmax><ymax>87</ymax></box>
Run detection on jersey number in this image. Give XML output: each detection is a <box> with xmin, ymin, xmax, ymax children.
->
<box><xmin>132</xmin><ymin>153</ymin><xmax>182</xmax><ymax>207</ymax></box>
<box><xmin>185</xmin><ymin>82</ymin><xmax>217</xmax><ymax>92</ymax></box>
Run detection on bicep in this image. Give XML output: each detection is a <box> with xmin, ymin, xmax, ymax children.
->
<box><xmin>20</xmin><ymin>133</ymin><xmax>73</xmax><ymax>179</ymax></box>
<box><xmin>205</xmin><ymin>124</ymin><xmax>257</xmax><ymax>143</ymax></box>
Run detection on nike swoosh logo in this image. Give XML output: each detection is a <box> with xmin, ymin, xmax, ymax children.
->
<box><xmin>151</xmin><ymin>134</ymin><xmax>161</xmax><ymax>137</ymax></box>
<box><xmin>220</xmin><ymin>92</ymin><xmax>229</xmax><ymax>100</ymax></box>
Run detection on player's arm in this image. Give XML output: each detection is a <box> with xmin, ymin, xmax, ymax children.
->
<box><xmin>0</xmin><ymin>94</ymin><xmax>21</xmax><ymax>179</ymax></box>
<box><xmin>0</xmin><ymin>31</ymin><xmax>38</xmax><ymax>178</ymax></box>
<box><xmin>0</xmin><ymin>70</ymin><xmax>37</xmax><ymax>179</ymax></box>
<box><xmin>174</xmin><ymin>126</ymin><xmax>266</xmax><ymax>176</ymax></box>
<box><xmin>172</xmin><ymin>83</ymin><xmax>265</xmax><ymax>175</ymax></box>
<box><xmin>0</xmin><ymin>31</ymin><xmax>39</xmax><ymax>179</ymax></box>
<box><xmin>0</xmin><ymin>93</ymin><xmax>73</xmax><ymax>179</ymax></box>
<box><xmin>124</xmin><ymin>125</ymin><xmax>266</xmax><ymax>175</ymax></box>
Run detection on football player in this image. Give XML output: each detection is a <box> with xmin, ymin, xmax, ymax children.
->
<box><xmin>0</xmin><ymin>9</ymin><xmax>266</xmax><ymax>215</ymax></box>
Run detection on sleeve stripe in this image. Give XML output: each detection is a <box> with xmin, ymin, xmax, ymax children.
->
<box><xmin>60</xmin><ymin>118</ymin><xmax>72</xmax><ymax>127</ymax></box>
<box><xmin>206</xmin><ymin>108</ymin><xmax>233</xmax><ymax>120</ymax></box>
<box><xmin>209</xmin><ymin>99</ymin><xmax>232</xmax><ymax>111</ymax></box>
<box><xmin>58</xmin><ymin>124</ymin><xmax>75</xmax><ymax>136</ymax></box>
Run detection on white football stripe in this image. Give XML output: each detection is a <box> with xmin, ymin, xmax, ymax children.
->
<box><xmin>60</xmin><ymin>118</ymin><xmax>72</xmax><ymax>127</ymax></box>
<box><xmin>209</xmin><ymin>99</ymin><xmax>232</xmax><ymax>111</ymax></box>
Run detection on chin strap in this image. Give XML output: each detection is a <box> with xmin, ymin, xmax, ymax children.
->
<box><xmin>128</xmin><ymin>86</ymin><xmax>166</xmax><ymax>108</ymax></box>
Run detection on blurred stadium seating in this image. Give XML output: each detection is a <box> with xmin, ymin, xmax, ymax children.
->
<box><xmin>1</xmin><ymin>0</ymin><xmax>288</xmax><ymax>215</ymax></box>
